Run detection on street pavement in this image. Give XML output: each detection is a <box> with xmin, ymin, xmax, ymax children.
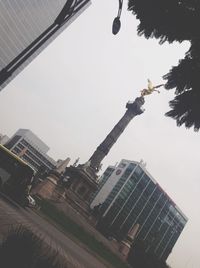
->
<box><xmin>0</xmin><ymin>196</ymin><xmax>108</xmax><ymax>268</ymax></box>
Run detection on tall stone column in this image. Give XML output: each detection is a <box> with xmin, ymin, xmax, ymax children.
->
<box><xmin>64</xmin><ymin>96</ymin><xmax>145</xmax><ymax>212</ymax></box>
<box><xmin>89</xmin><ymin>97</ymin><xmax>145</xmax><ymax>171</ymax></box>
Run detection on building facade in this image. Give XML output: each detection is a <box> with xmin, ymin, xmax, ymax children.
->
<box><xmin>5</xmin><ymin>129</ymin><xmax>57</xmax><ymax>172</ymax></box>
<box><xmin>0</xmin><ymin>0</ymin><xmax>91</xmax><ymax>90</ymax></box>
<box><xmin>95</xmin><ymin>159</ymin><xmax>188</xmax><ymax>261</ymax></box>
<box><xmin>90</xmin><ymin>165</ymin><xmax>115</xmax><ymax>203</ymax></box>
<box><xmin>0</xmin><ymin>133</ymin><xmax>9</xmax><ymax>145</ymax></box>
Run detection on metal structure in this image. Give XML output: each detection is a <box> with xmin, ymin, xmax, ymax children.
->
<box><xmin>0</xmin><ymin>0</ymin><xmax>91</xmax><ymax>90</ymax></box>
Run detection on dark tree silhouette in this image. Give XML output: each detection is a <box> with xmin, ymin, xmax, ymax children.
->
<box><xmin>127</xmin><ymin>0</ymin><xmax>200</xmax><ymax>131</ymax></box>
<box><xmin>0</xmin><ymin>226</ymin><xmax>68</xmax><ymax>268</ymax></box>
<box><xmin>127</xmin><ymin>239</ymin><xmax>170</xmax><ymax>268</ymax></box>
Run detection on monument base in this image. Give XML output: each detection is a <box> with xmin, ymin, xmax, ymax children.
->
<box><xmin>31</xmin><ymin>171</ymin><xmax>65</xmax><ymax>202</ymax></box>
<box><xmin>64</xmin><ymin>165</ymin><xmax>99</xmax><ymax>212</ymax></box>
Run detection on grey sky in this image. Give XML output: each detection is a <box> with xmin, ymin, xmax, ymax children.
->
<box><xmin>0</xmin><ymin>1</ymin><xmax>199</xmax><ymax>267</ymax></box>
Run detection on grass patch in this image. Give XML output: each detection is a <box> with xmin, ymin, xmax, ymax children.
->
<box><xmin>37</xmin><ymin>198</ymin><xmax>129</xmax><ymax>268</ymax></box>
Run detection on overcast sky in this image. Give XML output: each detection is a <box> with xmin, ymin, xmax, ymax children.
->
<box><xmin>0</xmin><ymin>1</ymin><xmax>199</xmax><ymax>267</ymax></box>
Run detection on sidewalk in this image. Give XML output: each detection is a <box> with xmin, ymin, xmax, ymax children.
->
<box><xmin>0</xmin><ymin>196</ymin><xmax>107</xmax><ymax>268</ymax></box>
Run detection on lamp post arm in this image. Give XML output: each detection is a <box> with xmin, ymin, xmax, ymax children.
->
<box><xmin>117</xmin><ymin>0</ymin><xmax>123</xmax><ymax>18</ymax></box>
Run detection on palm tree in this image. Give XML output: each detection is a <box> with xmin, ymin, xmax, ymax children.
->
<box><xmin>127</xmin><ymin>0</ymin><xmax>200</xmax><ymax>131</ymax></box>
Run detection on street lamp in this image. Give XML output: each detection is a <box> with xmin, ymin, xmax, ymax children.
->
<box><xmin>112</xmin><ymin>0</ymin><xmax>123</xmax><ymax>35</ymax></box>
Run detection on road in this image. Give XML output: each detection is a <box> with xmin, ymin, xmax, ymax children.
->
<box><xmin>0</xmin><ymin>196</ymin><xmax>108</xmax><ymax>268</ymax></box>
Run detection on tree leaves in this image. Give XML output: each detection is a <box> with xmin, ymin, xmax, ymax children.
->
<box><xmin>128</xmin><ymin>0</ymin><xmax>200</xmax><ymax>130</ymax></box>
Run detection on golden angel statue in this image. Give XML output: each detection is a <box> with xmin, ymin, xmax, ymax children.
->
<box><xmin>141</xmin><ymin>79</ymin><xmax>164</xmax><ymax>97</ymax></box>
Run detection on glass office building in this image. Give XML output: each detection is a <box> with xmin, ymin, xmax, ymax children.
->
<box><xmin>90</xmin><ymin>165</ymin><xmax>115</xmax><ymax>203</ymax></box>
<box><xmin>0</xmin><ymin>0</ymin><xmax>91</xmax><ymax>90</ymax></box>
<box><xmin>96</xmin><ymin>160</ymin><xmax>188</xmax><ymax>261</ymax></box>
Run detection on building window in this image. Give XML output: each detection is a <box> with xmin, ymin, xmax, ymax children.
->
<box><xmin>5</xmin><ymin>135</ymin><xmax>21</xmax><ymax>149</ymax></box>
<box><xmin>134</xmin><ymin>166</ymin><xmax>144</xmax><ymax>178</ymax></box>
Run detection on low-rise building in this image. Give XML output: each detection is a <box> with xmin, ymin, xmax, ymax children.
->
<box><xmin>5</xmin><ymin>129</ymin><xmax>57</xmax><ymax>172</ymax></box>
